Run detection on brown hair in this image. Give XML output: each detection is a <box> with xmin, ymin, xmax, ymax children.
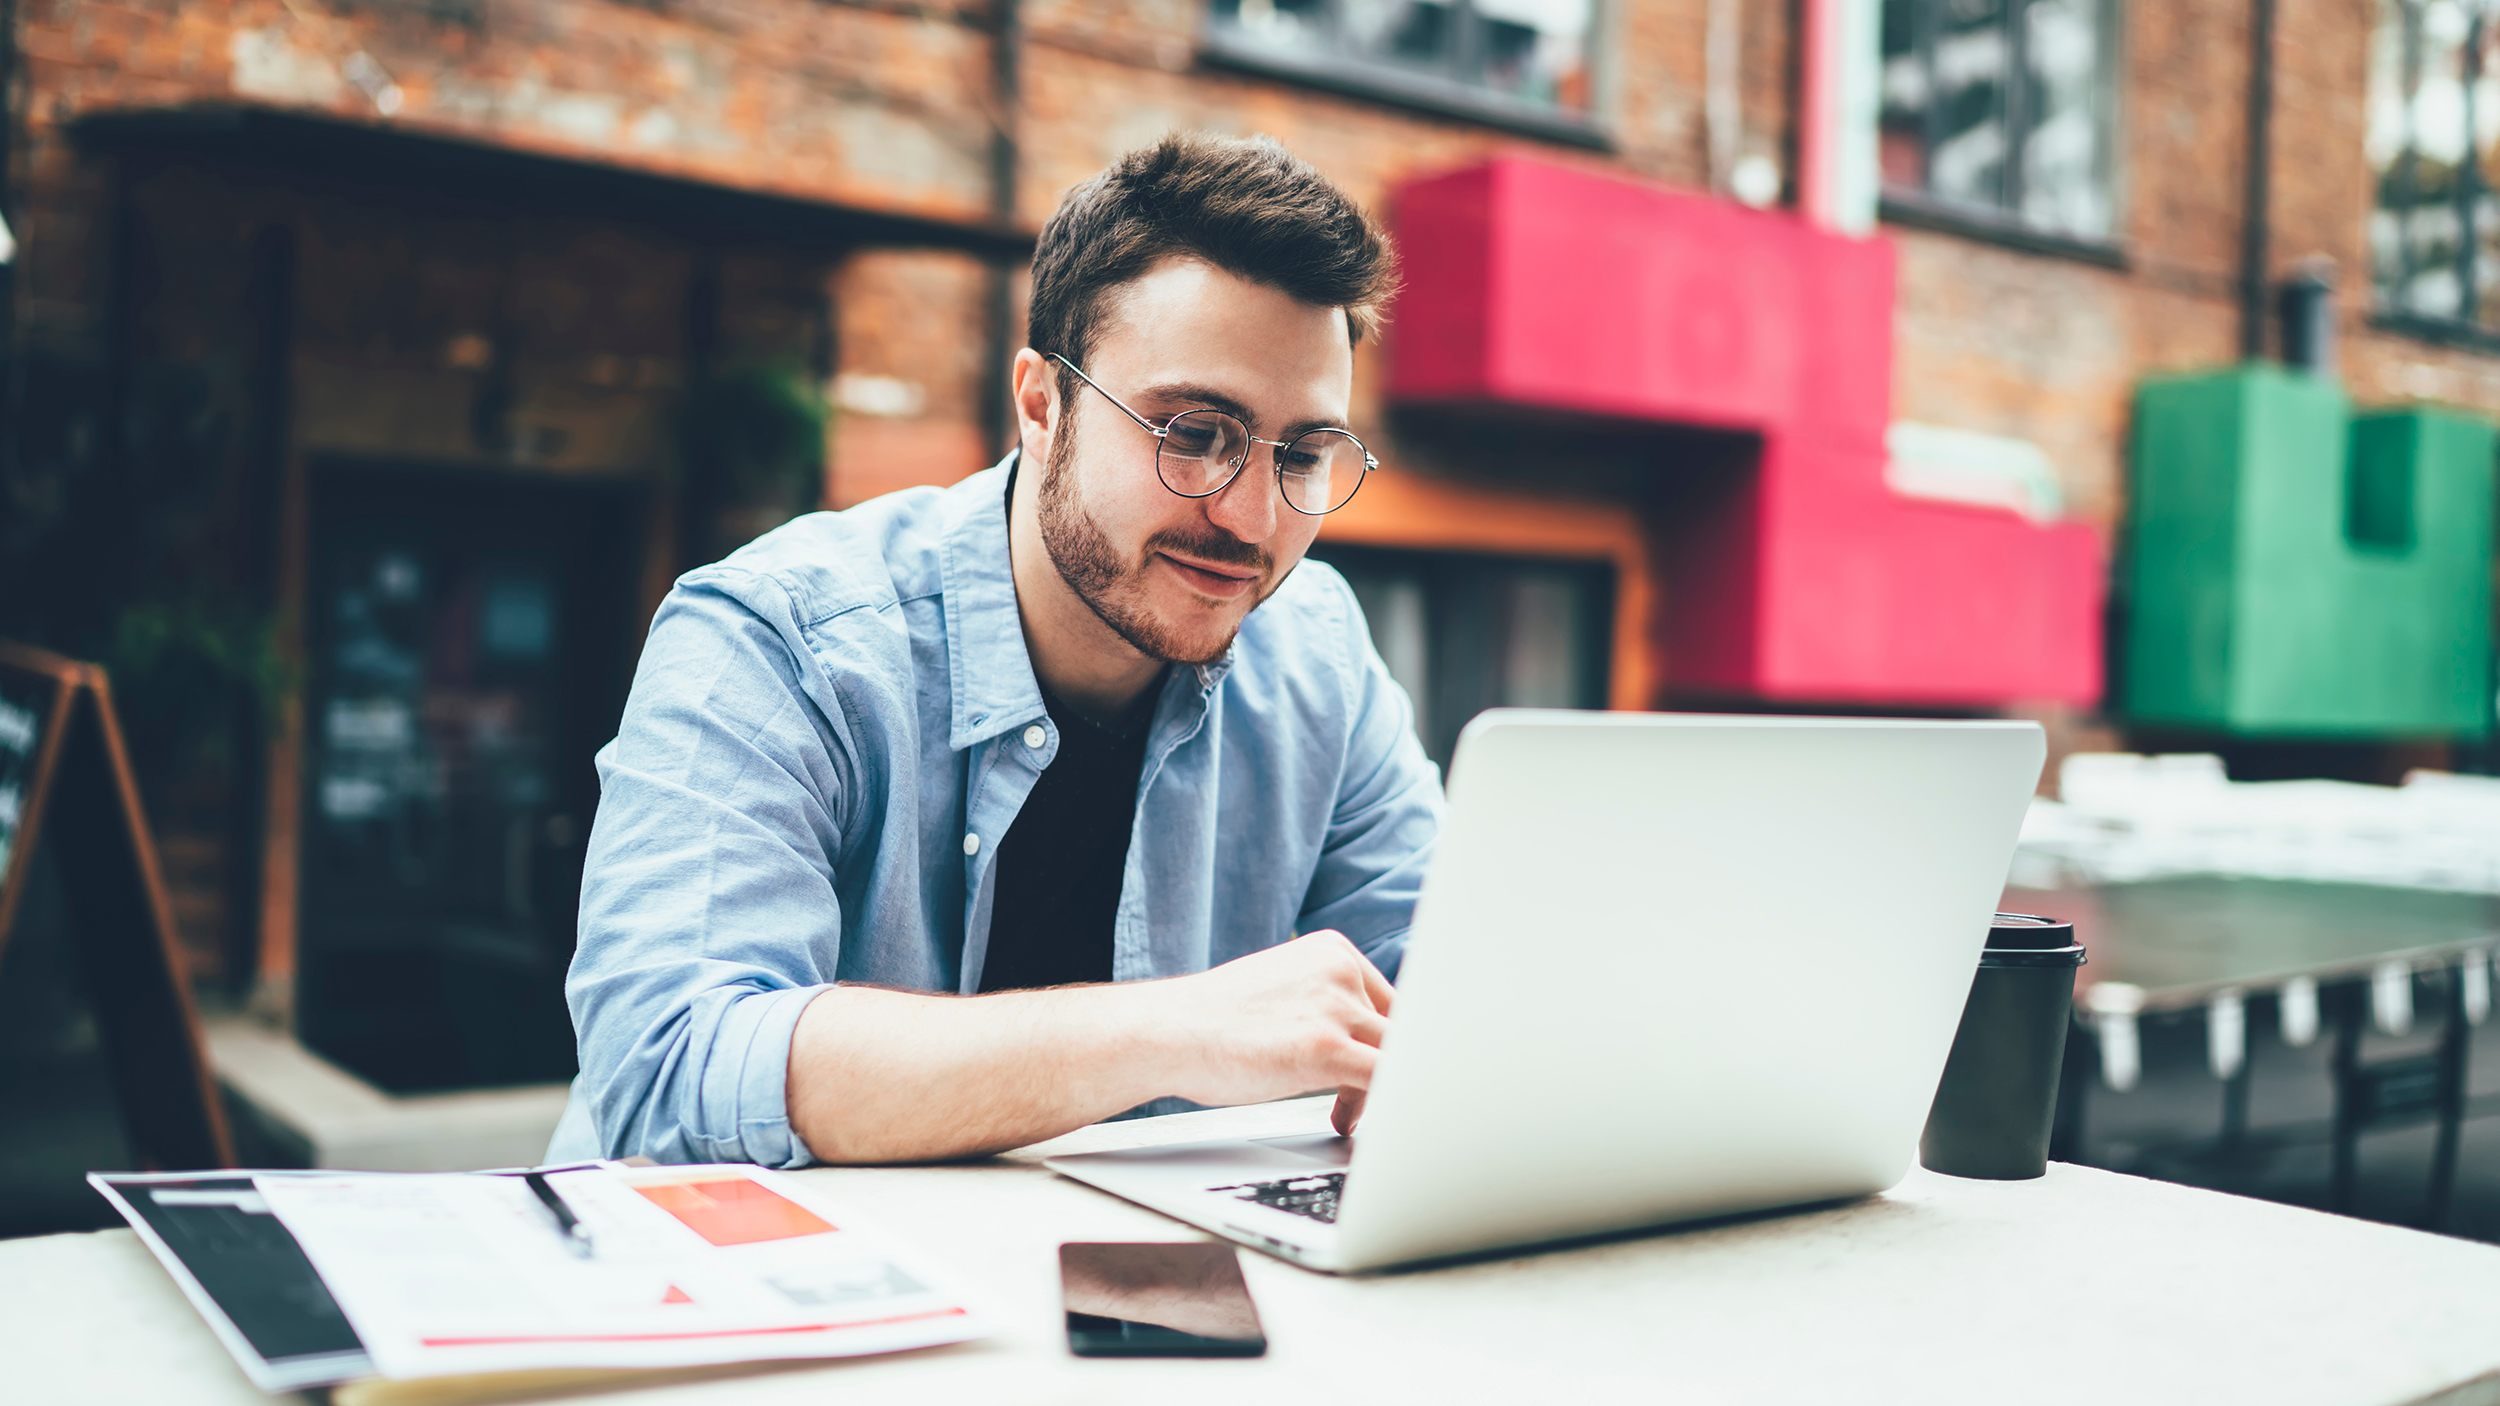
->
<box><xmin>1025</xmin><ymin>133</ymin><xmax>1398</xmax><ymax>388</ymax></box>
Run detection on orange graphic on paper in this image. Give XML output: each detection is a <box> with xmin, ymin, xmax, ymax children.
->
<box><xmin>660</xmin><ymin>1284</ymin><xmax>696</xmax><ymax>1305</ymax></box>
<box><xmin>633</xmin><ymin>1175</ymin><xmax>836</xmax><ymax>1247</ymax></box>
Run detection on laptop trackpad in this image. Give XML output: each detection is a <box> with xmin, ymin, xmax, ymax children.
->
<box><xmin>1251</xmin><ymin>1134</ymin><xmax>1353</xmax><ymax>1167</ymax></box>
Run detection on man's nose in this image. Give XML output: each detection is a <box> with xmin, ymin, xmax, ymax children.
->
<box><xmin>1205</xmin><ymin>446</ymin><xmax>1282</xmax><ymax>543</ymax></box>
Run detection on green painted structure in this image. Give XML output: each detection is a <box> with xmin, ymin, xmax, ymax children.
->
<box><xmin>2126</xmin><ymin>366</ymin><xmax>2496</xmax><ymax>737</ymax></box>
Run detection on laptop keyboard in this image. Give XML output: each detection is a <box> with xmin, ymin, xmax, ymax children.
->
<box><xmin>1210</xmin><ymin>1172</ymin><xmax>1344</xmax><ymax>1225</ymax></box>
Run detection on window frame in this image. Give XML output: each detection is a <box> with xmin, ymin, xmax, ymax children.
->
<box><xmin>2371</xmin><ymin>0</ymin><xmax>2500</xmax><ymax>342</ymax></box>
<box><xmin>1876</xmin><ymin>0</ymin><xmax>2128</xmax><ymax>260</ymax></box>
<box><xmin>1197</xmin><ymin>0</ymin><xmax>1615</xmax><ymax>150</ymax></box>
<box><xmin>1878</xmin><ymin>192</ymin><xmax>2130</xmax><ymax>267</ymax></box>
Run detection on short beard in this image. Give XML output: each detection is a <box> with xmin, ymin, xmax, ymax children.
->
<box><xmin>1037</xmin><ymin>409</ymin><xmax>1273</xmax><ymax>667</ymax></box>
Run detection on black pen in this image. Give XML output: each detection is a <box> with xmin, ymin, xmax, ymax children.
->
<box><xmin>524</xmin><ymin>1171</ymin><xmax>595</xmax><ymax>1258</ymax></box>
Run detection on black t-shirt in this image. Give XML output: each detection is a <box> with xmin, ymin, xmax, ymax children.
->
<box><xmin>978</xmin><ymin>682</ymin><xmax>1162</xmax><ymax>992</ymax></box>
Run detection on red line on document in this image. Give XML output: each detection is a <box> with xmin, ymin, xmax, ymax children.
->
<box><xmin>419</xmin><ymin>1305</ymin><xmax>967</xmax><ymax>1346</ymax></box>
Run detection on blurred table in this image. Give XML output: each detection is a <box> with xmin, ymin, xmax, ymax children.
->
<box><xmin>2008</xmin><ymin>877</ymin><xmax>2498</xmax><ymax>1011</ymax></box>
<box><xmin>11</xmin><ymin>1096</ymin><xmax>2500</xmax><ymax>1406</ymax></box>
<box><xmin>2007</xmin><ymin>877</ymin><xmax>2498</xmax><ymax>1224</ymax></box>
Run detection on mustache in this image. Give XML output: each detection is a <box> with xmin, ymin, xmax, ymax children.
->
<box><xmin>1144</xmin><ymin>526</ymin><xmax>1270</xmax><ymax>573</ymax></box>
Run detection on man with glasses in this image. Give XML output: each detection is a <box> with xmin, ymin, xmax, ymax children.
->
<box><xmin>549</xmin><ymin>133</ymin><xmax>1440</xmax><ymax>1166</ymax></box>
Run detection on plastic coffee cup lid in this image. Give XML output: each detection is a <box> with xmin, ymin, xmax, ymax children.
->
<box><xmin>1982</xmin><ymin>912</ymin><xmax>2085</xmax><ymax>969</ymax></box>
<box><xmin>1989</xmin><ymin>912</ymin><xmax>2076</xmax><ymax>949</ymax></box>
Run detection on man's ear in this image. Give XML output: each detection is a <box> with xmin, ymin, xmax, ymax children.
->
<box><xmin>1010</xmin><ymin>348</ymin><xmax>1058</xmax><ymax>457</ymax></box>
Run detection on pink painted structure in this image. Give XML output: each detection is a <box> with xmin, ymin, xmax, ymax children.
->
<box><xmin>1389</xmin><ymin>157</ymin><xmax>2104</xmax><ymax>707</ymax></box>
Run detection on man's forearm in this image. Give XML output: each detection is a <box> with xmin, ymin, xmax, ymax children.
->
<box><xmin>783</xmin><ymin>982</ymin><xmax>1179</xmax><ymax>1163</ymax></box>
<box><xmin>781</xmin><ymin>933</ymin><xmax>1393</xmax><ymax>1164</ymax></box>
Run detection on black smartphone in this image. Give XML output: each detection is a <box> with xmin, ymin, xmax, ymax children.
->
<box><xmin>1060</xmin><ymin>1241</ymin><xmax>1267</xmax><ymax>1358</ymax></box>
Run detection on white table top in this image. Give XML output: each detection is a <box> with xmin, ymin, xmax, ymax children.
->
<box><xmin>11</xmin><ymin>1096</ymin><xmax>2500</xmax><ymax>1406</ymax></box>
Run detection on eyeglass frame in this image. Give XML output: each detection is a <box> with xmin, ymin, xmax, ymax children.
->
<box><xmin>1044</xmin><ymin>352</ymin><xmax>1378</xmax><ymax>516</ymax></box>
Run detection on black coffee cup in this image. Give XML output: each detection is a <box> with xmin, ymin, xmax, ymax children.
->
<box><xmin>1918</xmin><ymin>912</ymin><xmax>2086</xmax><ymax>1180</ymax></box>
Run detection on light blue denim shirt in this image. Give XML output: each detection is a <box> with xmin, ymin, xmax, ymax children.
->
<box><xmin>549</xmin><ymin>455</ymin><xmax>1443</xmax><ymax>1166</ymax></box>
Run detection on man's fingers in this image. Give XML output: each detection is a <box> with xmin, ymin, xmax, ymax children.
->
<box><xmin>1322</xmin><ymin>1037</ymin><xmax>1378</xmax><ymax>1090</ymax></box>
<box><xmin>1354</xmin><ymin>950</ymin><xmax>1394</xmax><ymax>1016</ymax></box>
<box><xmin>1305</xmin><ymin>927</ymin><xmax>1395</xmax><ymax>1017</ymax></box>
<box><xmin>1331</xmin><ymin>1085</ymin><xmax>1368</xmax><ymax>1135</ymax></box>
<box><xmin>1345</xmin><ymin>1005</ymin><xmax>1389</xmax><ymax>1049</ymax></box>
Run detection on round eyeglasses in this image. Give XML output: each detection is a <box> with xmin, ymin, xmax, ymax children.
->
<box><xmin>1048</xmin><ymin>353</ymin><xmax>1375</xmax><ymax>515</ymax></box>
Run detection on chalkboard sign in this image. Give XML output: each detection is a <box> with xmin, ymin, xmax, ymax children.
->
<box><xmin>0</xmin><ymin>641</ymin><xmax>233</xmax><ymax>1173</ymax></box>
<box><xmin>0</xmin><ymin>660</ymin><xmax>52</xmax><ymax>904</ymax></box>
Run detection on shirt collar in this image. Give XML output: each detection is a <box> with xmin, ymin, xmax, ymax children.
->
<box><xmin>939</xmin><ymin>452</ymin><xmax>1045</xmax><ymax>751</ymax></box>
<box><xmin>938</xmin><ymin>448</ymin><xmax>1238</xmax><ymax>751</ymax></box>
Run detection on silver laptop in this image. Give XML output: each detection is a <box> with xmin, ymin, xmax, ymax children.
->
<box><xmin>1047</xmin><ymin>709</ymin><xmax>2046</xmax><ymax>1273</ymax></box>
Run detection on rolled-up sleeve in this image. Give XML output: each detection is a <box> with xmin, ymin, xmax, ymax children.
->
<box><xmin>567</xmin><ymin>570</ymin><xmax>851</xmax><ymax>1168</ymax></box>
<box><xmin>1295</xmin><ymin>576</ymin><xmax>1445</xmax><ymax>981</ymax></box>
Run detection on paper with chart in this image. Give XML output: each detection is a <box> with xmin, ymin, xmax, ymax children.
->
<box><xmin>255</xmin><ymin>1165</ymin><xmax>989</xmax><ymax>1379</ymax></box>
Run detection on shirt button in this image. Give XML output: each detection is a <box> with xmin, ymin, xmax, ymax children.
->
<box><xmin>963</xmin><ymin>832</ymin><xmax>981</xmax><ymax>857</ymax></box>
<box><xmin>1023</xmin><ymin>725</ymin><xmax>1046</xmax><ymax>749</ymax></box>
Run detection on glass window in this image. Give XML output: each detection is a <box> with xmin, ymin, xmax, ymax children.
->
<box><xmin>1879</xmin><ymin>0</ymin><xmax>2118</xmax><ymax>241</ymax></box>
<box><xmin>1306</xmin><ymin>543</ymin><xmax>1613</xmax><ymax>769</ymax></box>
<box><xmin>2369</xmin><ymin>0</ymin><xmax>2500</xmax><ymax>330</ymax></box>
<box><xmin>299</xmin><ymin>465</ymin><xmax>641</xmax><ymax>1094</ymax></box>
<box><xmin>1207</xmin><ymin>0</ymin><xmax>1597</xmax><ymax>129</ymax></box>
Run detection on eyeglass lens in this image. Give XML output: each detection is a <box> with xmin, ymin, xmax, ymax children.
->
<box><xmin>1156</xmin><ymin>410</ymin><xmax>1367</xmax><ymax>514</ymax></box>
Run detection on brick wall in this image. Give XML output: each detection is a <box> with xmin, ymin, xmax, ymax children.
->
<box><xmin>11</xmin><ymin>0</ymin><xmax>2484</xmax><ymax>567</ymax></box>
<box><xmin>1</xmin><ymin>0</ymin><xmax>1800</xmax><ymax>532</ymax></box>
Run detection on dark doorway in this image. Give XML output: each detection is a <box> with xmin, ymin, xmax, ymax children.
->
<box><xmin>297</xmin><ymin>462</ymin><xmax>643</xmax><ymax>1092</ymax></box>
<box><xmin>1305</xmin><ymin>543</ymin><xmax>1614</xmax><ymax>769</ymax></box>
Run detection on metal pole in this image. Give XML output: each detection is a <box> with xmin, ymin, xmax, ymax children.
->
<box><xmin>2329</xmin><ymin>980</ymin><xmax>2363</xmax><ymax>1214</ymax></box>
<box><xmin>981</xmin><ymin>0</ymin><xmax>1023</xmax><ymax>461</ymax></box>
<box><xmin>2219</xmin><ymin>1060</ymin><xmax>2252</xmax><ymax>1152</ymax></box>
<box><xmin>2238</xmin><ymin>0</ymin><xmax>2276</xmax><ymax>359</ymax></box>
<box><xmin>2459</xmin><ymin>12</ymin><xmax>2486</xmax><ymax>328</ymax></box>
<box><xmin>2427</xmin><ymin>964</ymin><xmax>2470</xmax><ymax>1230</ymax></box>
<box><xmin>1796</xmin><ymin>0</ymin><xmax>1838</xmax><ymax>228</ymax></box>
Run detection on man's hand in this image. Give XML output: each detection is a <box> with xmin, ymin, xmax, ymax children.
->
<box><xmin>1152</xmin><ymin>931</ymin><xmax>1393</xmax><ymax>1132</ymax></box>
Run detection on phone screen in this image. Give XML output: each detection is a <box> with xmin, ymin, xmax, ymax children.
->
<box><xmin>1060</xmin><ymin>1242</ymin><xmax>1267</xmax><ymax>1358</ymax></box>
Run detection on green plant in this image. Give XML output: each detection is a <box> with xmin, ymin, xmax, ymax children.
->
<box><xmin>679</xmin><ymin>362</ymin><xmax>832</xmax><ymax>512</ymax></box>
<box><xmin>104</xmin><ymin>594</ymin><xmax>292</xmax><ymax>780</ymax></box>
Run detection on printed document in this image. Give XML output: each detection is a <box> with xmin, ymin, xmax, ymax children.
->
<box><xmin>255</xmin><ymin>1164</ymin><xmax>988</xmax><ymax>1379</ymax></box>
